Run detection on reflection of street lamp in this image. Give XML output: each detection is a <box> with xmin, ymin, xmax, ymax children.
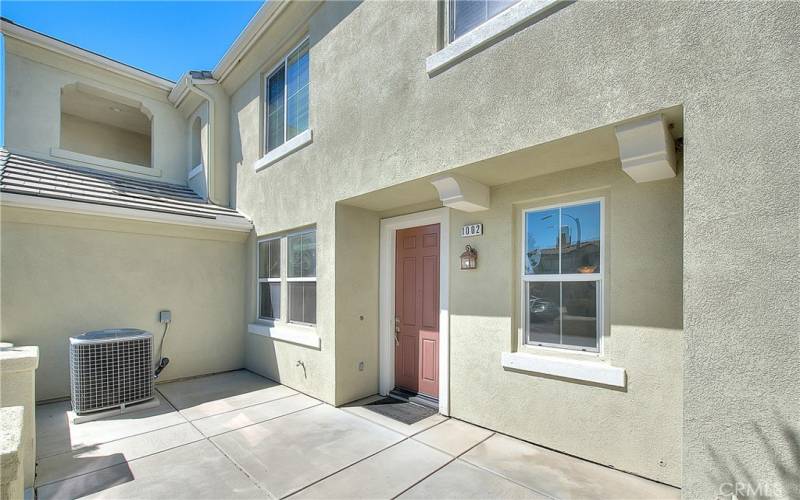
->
<box><xmin>541</xmin><ymin>214</ymin><xmax>581</xmax><ymax>247</ymax></box>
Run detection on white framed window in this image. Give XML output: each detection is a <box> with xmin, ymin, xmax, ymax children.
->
<box><xmin>521</xmin><ymin>199</ymin><xmax>603</xmax><ymax>352</ymax></box>
<box><xmin>265</xmin><ymin>39</ymin><xmax>310</xmax><ymax>153</ymax></box>
<box><xmin>448</xmin><ymin>0</ymin><xmax>520</xmax><ymax>41</ymax></box>
<box><xmin>257</xmin><ymin>228</ymin><xmax>316</xmax><ymax>326</ymax></box>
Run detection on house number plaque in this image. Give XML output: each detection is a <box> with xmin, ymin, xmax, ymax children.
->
<box><xmin>461</xmin><ymin>223</ymin><xmax>483</xmax><ymax>237</ymax></box>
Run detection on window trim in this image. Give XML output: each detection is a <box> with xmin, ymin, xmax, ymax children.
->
<box><xmin>252</xmin><ymin>228</ymin><xmax>319</xmax><ymax>349</ymax></box>
<box><xmin>447</xmin><ymin>0</ymin><xmax>521</xmax><ymax>43</ymax></box>
<box><xmin>520</xmin><ymin>197</ymin><xmax>605</xmax><ymax>354</ymax></box>
<box><xmin>427</xmin><ymin>0</ymin><xmax>563</xmax><ymax>76</ymax></box>
<box><xmin>263</xmin><ymin>37</ymin><xmax>310</xmax><ymax>155</ymax></box>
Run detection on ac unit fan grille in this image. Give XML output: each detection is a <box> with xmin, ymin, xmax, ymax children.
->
<box><xmin>70</xmin><ymin>331</ymin><xmax>154</xmax><ymax>415</ymax></box>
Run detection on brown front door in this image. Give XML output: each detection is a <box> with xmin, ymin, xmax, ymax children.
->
<box><xmin>394</xmin><ymin>223</ymin><xmax>440</xmax><ymax>398</ymax></box>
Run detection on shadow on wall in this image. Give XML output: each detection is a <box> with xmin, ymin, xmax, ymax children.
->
<box><xmin>706</xmin><ymin>415</ymin><xmax>800</xmax><ymax>499</ymax></box>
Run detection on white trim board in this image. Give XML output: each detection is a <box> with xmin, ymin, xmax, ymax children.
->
<box><xmin>379</xmin><ymin>207</ymin><xmax>451</xmax><ymax>416</ymax></box>
<box><xmin>50</xmin><ymin>148</ymin><xmax>163</xmax><ymax>178</ymax></box>
<box><xmin>501</xmin><ymin>351</ymin><xmax>626</xmax><ymax>388</ymax></box>
<box><xmin>1</xmin><ymin>192</ymin><xmax>253</xmax><ymax>233</ymax></box>
<box><xmin>248</xmin><ymin>322</ymin><xmax>321</xmax><ymax>350</ymax></box>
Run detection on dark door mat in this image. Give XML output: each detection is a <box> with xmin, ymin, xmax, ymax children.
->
<box><xmin>364</xmin><ymin>397</ymin><xmax>437</xmax><ymax>425</ymax></box>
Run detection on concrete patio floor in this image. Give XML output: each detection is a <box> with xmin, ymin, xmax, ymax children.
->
<box><xmin>34</xmin><ymin>370</ymin><xmax>679</xmax><ymax>499</ymax></box>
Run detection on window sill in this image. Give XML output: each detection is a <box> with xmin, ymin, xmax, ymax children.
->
<box><xmin>254</xmin><ymin>129</ymin><xmax>313</xmax><ymax>172</ymax></box>
<box><xmin>50</xmin><ymin>147</ymin><xmax>162</xmax><ymax>178</ymax></box>
<box><xmin>248</xmin><ymin>321</ymin><xmax>320</xmax><ymax>349</ymax></box>
<box><xmin>426</xmin><ymin>0</ymin><xmax>563</xmax><ymax>76</ymax></box>
<box><xmin>188</xmin><ymin>163</ymin><xmax>203</xmax><ymax>180</ymax></box>
<box><xmin>501</xmin><ymin>351</ymin><xmax>626</xmax><ymax>388</ymax></box>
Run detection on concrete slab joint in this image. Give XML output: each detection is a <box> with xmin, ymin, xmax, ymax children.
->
<box><xmin>430</xmin><ymin>174</ymin><xmax>490</xmax><ymax>212</ymax></box>
<box><xmin>614</xmin><ymin>114</ymin><xmax>677</xmax><ymax>183</ymax></box>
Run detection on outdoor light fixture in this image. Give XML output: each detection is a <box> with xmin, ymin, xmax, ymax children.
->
<box><xmin>460</xmin><ymin>245</ymin><xmax>478</xmax><ymax>270</ymax></box>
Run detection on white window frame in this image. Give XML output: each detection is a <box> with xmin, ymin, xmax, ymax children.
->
<box><xmin>250</xmin><ymin>228</ymin><xmax>320</xmax><ymax>349</ymax></box>
<box><xmin>520</xmin><ymin>197</ymin><xmax>605</xmax><ymax>354</ymax></box>
<box><xmin>263</xmin><ymin>37</ymin><xmax>310</xmax><ymax>155</ymax></box>
<box><xmin>427</xmin><ymin>0</ymin><xmax>563</xmax><ymax>75</ymax></box>
<box><xmin>286</xmin><ymin>228</ymin><xmax>317</xmax><ymax>326</ymax></box>
<box><xmin>447</xmin><ymin>0</ymin><xmax>521</xmax><ymax>43</ymax></box>
<box><xmin>257</xmin><ymin>236</ymin><xmax>282</xmax><ymax>321</ymax></box>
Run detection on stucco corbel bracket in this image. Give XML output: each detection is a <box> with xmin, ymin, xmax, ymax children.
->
<box><xmin>614</xmin><ymin>114</ymin><xmax>677</xmax><ymax>183</ymax></box>
<box><xmin>430</xmin><ymin>174</ymin><xmax>490</xmax><ymax>212</ymax></box>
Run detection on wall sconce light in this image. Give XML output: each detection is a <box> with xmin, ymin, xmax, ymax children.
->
<box><xmin>460</xmin><ymin>245</ymin><xmax>478</xmax><ymax>270</ymax></box>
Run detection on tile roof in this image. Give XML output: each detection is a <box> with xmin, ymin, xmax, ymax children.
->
<box><xmin>0</xmin><ymin>149</ymin><xmax>248</xmax><ymax>222</ymax></box>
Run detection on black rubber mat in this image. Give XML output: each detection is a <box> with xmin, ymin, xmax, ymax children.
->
<box><xmin>364</xmin><ymin>397</ymin><xmax>437</xmax><ymax>425</ymax></box>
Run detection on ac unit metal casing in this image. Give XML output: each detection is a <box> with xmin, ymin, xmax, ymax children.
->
<box><xmin>69</xmin><ymin>329</ymin><xmax>154</xmax><ymax>415</ymax></box>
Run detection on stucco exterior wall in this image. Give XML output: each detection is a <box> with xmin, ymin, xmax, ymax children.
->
<box><xmin>187</xmin><ymin>102</ymin><xmax>209</xmax><ymax>198</ymax></box>
<box><xmin>228</xmin><ymin>0</ymin><xmax>799</xmax><ymax>495</ymax></box>
<box><xmin>0</xmin><ymin>207</ymin><xmax>248</xmax><ymax>401</ymax></box>
<box><xmin>3</xmin><ymin>39</ymin><xmax>187</xmax><ymax>184</ymax></box>
<box><xmin>59</xmin><ymin>113</ymin><xmax>151</xmax><ymax>167</ymax></box>
<box><xmin>447</xmin><ymin>160</ymin><xmax>682</xmax><ymax>486</ymax></box>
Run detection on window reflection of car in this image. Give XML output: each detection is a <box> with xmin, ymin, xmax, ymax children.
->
<box><xmin>529</xmin><ymin>296</ymin><xmax>558</xmax><ymax>321</ymax></box>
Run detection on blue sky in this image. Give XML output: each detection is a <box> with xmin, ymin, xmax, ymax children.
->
<box><xmin>0</xmin><ymin>1</ymin><xmax>264</xmax><ymax>144</ymax></box>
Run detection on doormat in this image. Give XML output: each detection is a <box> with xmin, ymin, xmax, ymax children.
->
<box><xmin>364</xmin><ymin>397</ymin><xmax>437</xmax><ymax>425</ymax></box>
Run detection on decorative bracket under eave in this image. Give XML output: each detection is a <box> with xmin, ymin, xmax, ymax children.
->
<box><xmin>615</xmin><ymin>114</ymin><xmax>677</xmax><ymax>183</ymax></box>
<box><xmin>430</xmin><ymin>174</ymin><xmax>490</xmax><ymax>212</ymax></box>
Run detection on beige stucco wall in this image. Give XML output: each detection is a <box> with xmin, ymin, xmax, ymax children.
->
<box><xmin>227</xmin><ymin>0</ymin><xmax>798</xmax><ymax>495</ymax></box>
<box><xmin>187</xmin><ymin>102</ymin><xmax>209</xmax><ymax>198</ymax></box>
<box><xmin>60</xmin><ymin>113</ymin><xmax>152</xmax><ymax>168</ymax></box>
<box><xmin>447</xmin><ymin>160</ymin><xmax>682</xmax><ymax>485</ymax></box>
<box><xmin>0</xmin><ymin>207</ymin><xmax>248</xmax><ymax>401</ymax></box>
<box><xmin>3</xmin><ymin>39</ymin><xmax>188</xmax><ymax>184</ymax></box>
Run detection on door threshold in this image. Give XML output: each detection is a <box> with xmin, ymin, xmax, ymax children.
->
<box><xmin>389</xmin><ymin>388</ymin><xmax>439</xmax><ymax>410</ymax></box>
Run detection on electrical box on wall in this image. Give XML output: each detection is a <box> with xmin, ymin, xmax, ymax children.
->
<box><xmin>159</xmin><ymin>310</ymin><xmax>171</xmax><ymax>324</ymax></box>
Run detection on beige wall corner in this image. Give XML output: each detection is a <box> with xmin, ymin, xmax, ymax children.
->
<box><xmin>0</xmin><ymin>347</ymin><xmax>39</xmax><ymax>489</ymax></box>
<box><xmin>0</xmin><ymin>406</ymin><xmax>25</xmax><ymax>500</ymax></box>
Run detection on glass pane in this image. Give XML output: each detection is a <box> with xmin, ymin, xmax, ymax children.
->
<box><xmin>289</xmin><ymin>282</ymin><xmax>316</xmax><ymax>324</ymax></box>
<box><xmin>286</xmin><ymin>85</ymin><xmax>309</xmax><ymax>141</ymax></box>
<box><xmin>303</xmin><ymin>282</ymin><xmax>316</xmax><ymax>324</ymax></box>
<box><xmin>267</xmin><ymin>67</ymin><xmax>285</xmax><ymax>151</ymax></box>
<box><xmin>286</xmin><ymin>41</ymin><xmax>310</xmax><ymax>141</ymax></box>
<box><xmin>487</xmin><ymin>0</ymin><xmax>518</xmax><ymax>17</ymax></box>
<box><xmin>526</xmin><ymin>282</ymin><xmax>561</xmax><ymax>345</ymax></box>
<box><xmin>560</xmin><ymin>202</ymin><xmax>601</xmax><ymax>274</ymax></box>
<box><xmin>451</xmin><ymin>0</ymin><xmax>487</xmax><ymax>41</ymax></box>
<box><xmin>561</xmin><ymin>281</ymin><xmax>597</xmax><ymax>349</ymax></box>
<box><xmin>268</xmin><ymin>239</ymin><xmax>280</xmax><ymax>278</ymax></box>
<box><xmin>258</xmin><ymin>241</ymin><xmax>268</xmax><ymax>279</ymax></box>
<box><xmin>258</xmin><ymin>239</ymin><xmax>281</xmax><ymax>279</ymax></box>
<box><xmin>288</xmin><ymin>233</ymin><xmax>302</xmax><ymax>278</ymax></box>
<box><xmin>301</xmin><ymin>231</ymin><xmax>316</xmax><ymax>278</ymax></box>
<box><xmin>525</xmin><ymin>208</ymin><xmax>559</xmax><ymax>274</ymax></box>
<box><xmin>259</xmin><ymin>282</ymin><xmax>281</xmax><ymax>319</ymax></box>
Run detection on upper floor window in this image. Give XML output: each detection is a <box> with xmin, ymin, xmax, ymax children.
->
<box><xmin>266</xmin><ymin>39</ymin><xmax>309</xmax><ymax>153</ymax></box>
<box><xmin>449</xmin><ymin>0</ymin><xmax>520</xmax><ymax>41</ymax></box>
<box><xmin>523</xmin><ymin>200</ymin><xmax>603</xmax><ymax>352</ymax></box>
